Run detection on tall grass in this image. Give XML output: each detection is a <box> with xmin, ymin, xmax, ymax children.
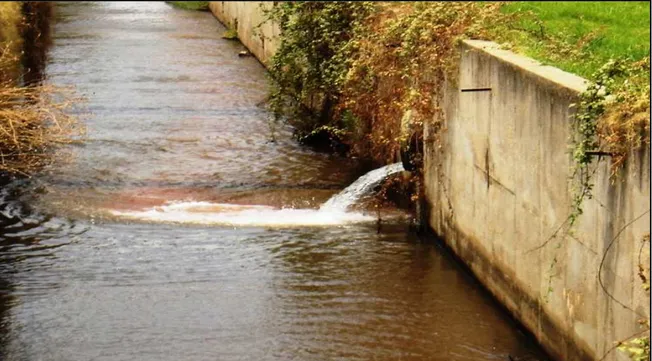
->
<box><xmin>0</xmin><ymin>82</ymin><xmax>83</xmax><ymax>175</ymax></box>
<box><xmin>0</xmin><ymin>2</ymin><xmax>83</xmax><ymax>177</ymax></box>
<box><xmin>0</xmin><ymin>3</ymin><xmax>24</xmax><ymax>83</ymax></box>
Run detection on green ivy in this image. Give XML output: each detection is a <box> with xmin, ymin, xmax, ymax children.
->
<box><xmin>569</xmin><ymin>60</ymin><xmax>649</xmax><ymax>361</ymax></box>
<box><xmin>619</xmin><ymin>332</ymin><xmax>650</xmax><ymax>361</ymax></box>
<box><xmin>262</xmin><ymin>2</ymin><xmax>375</xmax><ymax>140</ymax></box>
<box><xmin>569</xmin><ymin>59</ymin><xmax>629</xmax><ymax>226</ymax></box>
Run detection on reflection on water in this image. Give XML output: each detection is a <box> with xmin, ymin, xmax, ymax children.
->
<box><xmin>21</xmin><ymin>2</ymin><xmax>54</xmax><ymax>85</ymax></box>
<box><xmin>0</xmin><ymin>2</ymin><xmax>550</xmax><ymax>361</ymax></box>
<box><xmin>39</xmin><ymin>1</ymin><xmax>366</xmax><ymax>216</ymax></box>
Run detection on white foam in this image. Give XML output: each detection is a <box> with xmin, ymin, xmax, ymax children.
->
<box><xmin>320</xmin><ymin>162</ymin><xmax>404</xmax><ymax>212</ymax></box>
<box><xmin>110</xmin><ymin>201</ymin><xmax>375</xmax><ymax>227</ymax></box>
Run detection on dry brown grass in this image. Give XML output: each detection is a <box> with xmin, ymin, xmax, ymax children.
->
<box><xmin>0</xmin><ymin>2</ymin><xmax>24</xmax><ymax>84</ymax></box>
<box><xmin>598</xmin><ymin>75</ymin><xmax>650</xmax><ymax>174</ymax></box>
<box><xmin>0</xmin><ymin>2</ymin><xmax>84</xmax><ymax>177</ymax></box>
<box><xmin>0</xmin><ymin>81</ymin><xmax>84</xmax><ymax>176</ymax></box>
<box><xmin>341</xmin><ymin>2</ymin><xmax>509</xmax><ymax>164</ymax></box>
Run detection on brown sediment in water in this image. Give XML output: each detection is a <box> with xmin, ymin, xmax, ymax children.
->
<box><xmin>0</xmin><ymin>3</ymin><xmax>550</xmax><ymax>361</ymax></box>
<box><xmin>46</xmin><ymin>186</ymin><xmax>339</xmax><ymax>213</ymax></box>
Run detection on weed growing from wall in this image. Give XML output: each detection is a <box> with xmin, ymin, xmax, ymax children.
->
<box><xmin>568</xmin><ymin>60</ymin><xmax>650</xmax><ymax>361</ymax></box>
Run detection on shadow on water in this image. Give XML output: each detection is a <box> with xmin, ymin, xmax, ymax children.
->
<box><xmin>0</xmin><ymin>178</ymin><xmax>89</xmax><ymax>359</ymax></box>
<box><xmin>21</xmin><ymin>2</ymin><xmax>54</xmax><ymax>86</ymax></box>
<box><xmin>0</xmin><ymin>2</ymin><xmax>56</xmax><ymax>353</ymax></box>
<box><xmin>0</xmin><ymin>2</ymin><xmax>553</xmax><ymax>360</ymax></box>
<box><xmin>0</xmin><ymin>272</ymin><xmax>15</xmax><ymax>361</ymax></box>
<box><xmin>267</xmin><ymin>225</ymin><xmax>548</xmax><ymax>361</ymax></box>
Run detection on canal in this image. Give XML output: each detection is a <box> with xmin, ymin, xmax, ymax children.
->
<box><xmin>0</xmin><ymin>2</ymin><xmax>549</xmax><ymax>360</ymax></box>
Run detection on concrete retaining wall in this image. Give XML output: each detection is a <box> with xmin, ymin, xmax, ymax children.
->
<box><xmin>424</xmin><ymin>40</ymin><xmax>650</xmax><ymax>361</ymax></box>
<box><xmin>208</xmin><ymin>1</ymin><xmax>279</xmax><ymax>66</ymax></box>
<box><xmin>206</xmin><ymin>3</ymin><xmax>651</xmax><ymax>360</ymax></box>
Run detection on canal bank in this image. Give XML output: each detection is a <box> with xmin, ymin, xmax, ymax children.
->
<box><xmin>0</xmin><ymin>2</ymin><xmax>550</xmax><ymax>360</ymax></box>
<box><xmin>207</xmin><ymin>2</ymin><xmax>651</xmax><ymax>360</ymax></box>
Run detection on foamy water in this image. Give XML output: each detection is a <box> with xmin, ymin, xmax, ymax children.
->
<box><xmin>111</xmin><ymin>201</ymin><xmax>375</xmax><ymax>227</ymax></box>
<box><xmin>320</xmin><ymin>163</ymin><xmax>404</xmax><ymax>212</ymax></box>
<box><xmin>110</xmin><ymin>163</ymin><xmax>405</xmax><ymax>227</ymax></box>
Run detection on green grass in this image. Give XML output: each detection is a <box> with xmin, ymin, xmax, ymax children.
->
<box><xmin>499</xmin><ymin>2</ymin><xmax>650</xmax><ymax>78</ymax></box>
<box><xmin>222</xmin><ymin>28</ymin><xmax>238</xmax><ymax>40</ymax></box>
<box><xmin>166</xmin><ymin>2</ymin><xmax>209</xmax><ymax>11</ymax></box>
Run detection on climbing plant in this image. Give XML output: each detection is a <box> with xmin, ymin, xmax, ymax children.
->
<box><xmin>340</xmin><ymin>2</ymin><xmax>510</xmax><ymax>164</ymax></box>
<box><xmin>262</xmin><ymin>1</ymin><xmax>375</xmax><ymax>143</ymax></box>
<box><xmin>615</xmin><ymin>233</ymin><xmax>651</xmax><ymax>361</ymax></box>
<box><xmin>567</xmin><ymin>60</ymin><xmax>650</xmax><ymax>361</ymax></box>
<box><xmin>262</xmin><ymin>3</ymin><xmax>650</xmax><ymax>359</ymax></box>
<box><xmin>262</xmin><ymin>2</ymin><xmax>512</xmax><ymax>162</ymax></box>
<box><xmin>571</xmin><ymin>58</ymin><xmax>649</xmax><ymax>189</ymax></box>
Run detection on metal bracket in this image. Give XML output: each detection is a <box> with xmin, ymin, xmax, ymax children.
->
<box><xmin>460</xmin><ymin>87</ymin><xmax>492</xmax><ymax>93</ymax></box>
<box><xmin>586</xmin><ymin>151</ymin><xmax>613</xmax><ymax>157</ymax></box>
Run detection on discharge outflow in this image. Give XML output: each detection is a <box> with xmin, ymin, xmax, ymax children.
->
<box><xmin>111</xmin><ymin>163</ymin><xmax>405</xmax><ymax>227</ymax></box>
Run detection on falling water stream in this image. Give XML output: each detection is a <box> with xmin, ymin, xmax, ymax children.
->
<box><xmin>0</xmin><ymin>3</ymin><xmax>550</xmax><ymax>361</ymax></box>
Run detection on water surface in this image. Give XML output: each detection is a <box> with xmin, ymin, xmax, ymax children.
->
<box><xmin>0</xmin><ymin>2</ymin><xmax>549</xmax><ymax>361</ymax></box>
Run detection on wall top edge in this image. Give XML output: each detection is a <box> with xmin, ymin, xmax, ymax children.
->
<box><xmin>462</xmin><ymin>39</ymin><xmax>590</xmax><ymax>94</ymax></box>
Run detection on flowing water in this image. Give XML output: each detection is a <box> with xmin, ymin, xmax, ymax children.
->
<box><xmin>319</xmin><ymin>163</ymin><xmax>405</xmax><ymax>212</ymax></box>
<box><xmin>0</xmin><ymin>2</ymin><xmax>550</xmax><ymax>361</ymax></box>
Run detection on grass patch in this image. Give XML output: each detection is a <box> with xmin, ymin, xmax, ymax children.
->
<box><xmin>264</xmin><ymin>2</ymin><xmax>649</xmax><ymax>175</ymax></box>
<box><xmin>499</xmin><ymin>2</ymin><xmax>650</xmax><ymax>78</ymax></box>
<box><xmin>221</xmin><ymin>28</ymin><xmax>238</xmax><ymax>40</ymax></box>
<box><xmin>166</xmin><ymin>2</ymin><xmax>209</xmax><ymax>11</ymax></box>
<box><xmin>495</xmin><ymin>2</ymin><xmax>650</xmax><ymax>175</ymax></box>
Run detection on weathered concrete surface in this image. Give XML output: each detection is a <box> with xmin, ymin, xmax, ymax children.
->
<box><xmin>424</xmin><ymin>39</ymin><xmax>650</xmax><ymax>361</ymax></box>
<box><xmin>204</xmin><ymin>4</ymin><xmax>651</xmax><ymax>359</ymax></box>
<box><xmin>208</xmin><ymin>1</ymin><xmax>279</xmax><ymax>66</ymax></box>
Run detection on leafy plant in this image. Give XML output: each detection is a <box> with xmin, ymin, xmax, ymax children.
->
<box><xmin>222</xmin><ymin>28</ymin><xmax>238</xmax><ymax>40</ymax></box>
<box><xmin>263</xmin><ymin>2</ymin><xmax>510</xmax><ymax>163</ymax></box>
<box><xmin>262</xmin><ymin>1</ymin><xmax>375</xmax><ymax>144</ymax></box>
<box><xmin>568</xmin><ymin>58</ymin><xmax>650</xmax><ymax>231</ymax></box>
<box><xmin>341</xmin><ymin>2</ymin><xmax>509</xmax><ymax>164</ymax></box>
<box><xmin>617</xmin><ymin>318</ymin><xmax>650</xmax><ymax>361</ymax></box>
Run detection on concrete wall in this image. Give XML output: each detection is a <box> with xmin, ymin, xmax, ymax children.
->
<box><xmin>208</xmin><ymin>1</ymin><xmax>279</xmax><ymax>66</ymax></box>
<box><xmin>205</xmin><ymin>4</ymin><xmax>651</xmax><ymax>359</ymax></box>
<box><xmin>424</xmin><ymin>40</ymin><xmax>650</xmax><ymax>361</ymax></box>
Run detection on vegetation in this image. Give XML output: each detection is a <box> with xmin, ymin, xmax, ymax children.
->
<box><xmin>499</xmin><ymin>2</ymin><xmax>650</xmax><ymax>176</ymax></box>
<box><xmin>0</xmin><ymin>82</ymin><xmax>82</xmax><ymax>176</ymax></box>
<box><xmin>166</xmin><ymin>2</ymin><xmax>209</xmax><ymax>12</ymax></box>
<box><xmin>340</xmin><ymin>2</ymin><xmax>508</xmax><ymax>165</ymax></box>
<box><xmin>263</xmin><ymin>1</ymin><xmax>649</xmax><ymax>171</ymax></box>
<box><xmin>221</xmin><ymin>28</ymin><xmax>238</xmax><ymax>40</ymax></box>
<box><xmin>619</xmin><ymin>335</ymin><xmax>650</xmax><ymax>361</ymax></box>
<box><xmin>0</xmin><ymin>2</ymin><xmax>82</xmax><ymax>177</ymax></box>
<box><xmin>500</xmin><ymin>2</ymin><xmax>649</xmax><ymax>78</ymax></box>
<box><xmin>264</xmin><ymin>4</ymin><xmax>649</xmax><ymax>358</ymax></box>
<box><xmin>263</xmin><ymin>2</ymin><xmax>376</xmax><ymax>151</ymax></box>
<box><xmin>0</xmin><ymin>2</ymin><xmax>24</xmax><ymax>83</ymax></box>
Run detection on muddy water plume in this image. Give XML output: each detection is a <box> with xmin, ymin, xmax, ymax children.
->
<box><xmin>0</xmin><ymin>3</ymin><xmax>550</xmax><ymax>361</ymax></box>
